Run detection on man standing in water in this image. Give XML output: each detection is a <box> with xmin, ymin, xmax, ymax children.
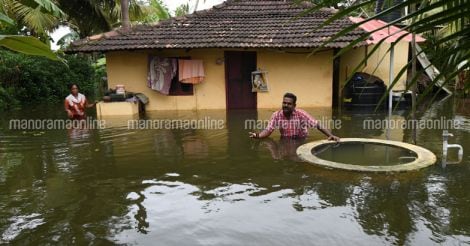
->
<box><xmin>249</xmin><ymin>93</ymin><xmax>340</xmax><ymax>141</ymax></box>
<box><xmin>64</xmin><ymin>83</ymin><xmax>97</xmax><ymax>120</ymax></box>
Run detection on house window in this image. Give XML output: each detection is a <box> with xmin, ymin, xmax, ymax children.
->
<box><xmin>169</xmin><ymin>74</ymin><xmax>194</xmax><ymax>96</ymax></box>
<box><xmin>169</xmin><ymin>57</ymin><xmax>193</xmax><ymax>96</ymax></box>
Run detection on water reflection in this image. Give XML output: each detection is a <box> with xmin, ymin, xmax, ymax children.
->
<box><xmin>257</xmin><ymin>138</ymin><xmax>305</xmax><ymax>161</ymax></box>
<box><xmin>312</xmin><ymin>142</ymin><xmax>418</xmax><ymax>166</ymax></box>
<box><xmin>0</xmin><ymin>98</ymin><xmax>469</xmax><ymax>244</ymax></box>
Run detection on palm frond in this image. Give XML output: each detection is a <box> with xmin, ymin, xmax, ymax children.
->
<box><xmin>312</xmin><ymin>0</ymin><xmax>469</xmax><ymax>105</ymax></box>
<box><xmin>0</xmin><ymin>11</ymin><xmax>14</xmax><ymax>25</ymax></box>
<box><xmin>12</xmin><ymin>1</ymin><xmax>59</xmax><ymax>34</ymax></box>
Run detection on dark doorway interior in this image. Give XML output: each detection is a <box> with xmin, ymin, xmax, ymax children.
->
<box><xmin>225</xmin><ymin>51</ymin><xmax>257</xmax><ymax>109</ymax></box>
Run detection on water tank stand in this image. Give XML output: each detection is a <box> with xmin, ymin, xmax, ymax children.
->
<box><xmin>442</xmin><ymin>130</ymin><xmax>463</xmax><ymax>166</ymax></box>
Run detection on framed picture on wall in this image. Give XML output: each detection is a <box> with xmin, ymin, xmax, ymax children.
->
<box><xmin>251</xmin><ymin>70</ymin><xmax>269</xmax><ymax>92</ymax></box>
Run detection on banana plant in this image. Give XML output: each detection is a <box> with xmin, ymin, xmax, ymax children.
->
<box><xmin>0</xmin><ymin>34</ymin><xmax>61</xmax><ymax>60</ymax></box>
<box><xmin>0</xmin><ymin>4</ymin><xmax>61</xmax><ymax>61</ymax></box>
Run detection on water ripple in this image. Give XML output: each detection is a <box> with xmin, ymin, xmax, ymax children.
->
<box><xmin>1</xmin><ymin>213</ymin><xmax>45</xmax><ymax>242</ymax></box>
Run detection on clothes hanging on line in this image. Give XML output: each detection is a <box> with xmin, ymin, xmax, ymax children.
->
<box><xmin>178</xmin><ymin>59</ymin><xmax>205</xmax><ymax>84</ymax></box>
<box><xmin>148</xmin><ymin>56</ymin><xmax>177</xmax><ymax>95</ymax></box>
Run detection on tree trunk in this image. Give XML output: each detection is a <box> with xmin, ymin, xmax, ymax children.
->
<box><xmin>121</xmin><ymin>0</ymin><xmax>130</xmax><ymax>30</ymax></box>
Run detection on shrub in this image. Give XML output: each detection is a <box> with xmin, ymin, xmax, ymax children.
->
<box><xmin>0</xmin><ymin>49</ymin><xmax>98</xmax><ymax>110</ymax></box>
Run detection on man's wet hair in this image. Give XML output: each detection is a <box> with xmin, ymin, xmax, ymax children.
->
<box><xmin>283</xmin><ymin>92</ymin><xmax>297</xmax><ymax>104</ymax></box>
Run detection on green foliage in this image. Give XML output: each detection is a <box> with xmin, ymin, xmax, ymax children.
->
<box><xmin>0</xmin><ymin>35</ymin><xmax>61</xmax><ymax>60</ymax></box>
<box><xmin>56</xmin><ymin>30</ymin><xmax>79</xmax><ymax>50</ymax></box>
<box><xmin>174</xmin><ymin>3</ymin><xmax>189</xmax><ymax>17</ymax></box>
<box><xmin>0</xmin><ymin>11</ymin><xmax>14</xmax><ymax>25</ymax></box>
<box><xmin>91</xmin><ymin>56</ymin><xmax>108</xmax><ymax>96</ymax></box>
<box><xmin>311</xmin><ymin>0</ymin><xmax>469</xmax><ymax>102</ymax></box>
<box><xmin>1</xmin><ymin>0</ymin><xmax>64</xmax><ymax>37</ymax></box>
<box><xmin>140</xmin><ymin>0</ymin><xmax>170</xmax><ymax>23</ymax></box>
<box><xmin>55</xmin><ymin>0</ymin><xmax>146</xmax><ymax>37</ymax></box>
<box><xmin>1</xmin><ymin>2</ymin><xmax>61</xmax><ymax>61</ymax></box>
<box><xmin>32</xmin><ymin>0</ymin><xmax>65</xmax><ymax>18</ymax></box>
<box><xmin>0</xmin><ymin>85</ymin><xmax>17</xmax><ymax>110</ymax></box>
<box><xmin>55</xmin><ymin>0</ymin><xmax>115</xmax><ymax>38</ymax></box>
<box><xmin>0</xmin><ymin>49</ymin><xmax>98</xmax><ymax>110</ymax></box>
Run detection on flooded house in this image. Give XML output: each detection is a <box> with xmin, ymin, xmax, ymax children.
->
<box><xmin>68</xmin><ymin>0</ymin><xmax>421</xmax><ymax>116</ymax></box>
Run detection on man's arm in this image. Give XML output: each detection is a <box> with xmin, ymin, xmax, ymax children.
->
<box><xmin>316</xmin><ymin>124</ymin><xmax>340</xmax><ymax>142</ymax></box>
<box><xmin>249</xmin><ymin>112</ymin><xmax>277</xmax><ymax>139</ymax></box>
<box><xmin>249</xmin><ymin>128</ymin><xmax>273</xmax><ymax>139</ymax></box>
<box><xmin>301</xmin><ymin>109</ymin><xmax>340</xmax><ymax>142</ymax></box>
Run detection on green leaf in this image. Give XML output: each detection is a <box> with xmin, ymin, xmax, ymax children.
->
<box><xmin>311</xmin><ymin>0</ymin><xmax>376</xmax><ymax>31</ymax></box>
<box><xmin>150</xmin><ymin>0</ymin><xmax>170</xmax><ymax>20</ymax></box>
<box><xmin>0</xmin><ymin>35</ymin><xmax>61</xmax><ymax>61</ymax></box>
<box><xmin>33</xmin><ymin>0</ymin><xmax>65</xmax><ymax>17</ymax></box>
<box><xmin>0</xmin><ymin>12</ymin><xmax>14</xmax><ymax>25</ymax></box>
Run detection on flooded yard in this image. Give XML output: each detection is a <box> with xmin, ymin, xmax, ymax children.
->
<box><xmin>0</xmin><ymin>97</ymin><xmax>469</xmax><ymax>245</ymax></box>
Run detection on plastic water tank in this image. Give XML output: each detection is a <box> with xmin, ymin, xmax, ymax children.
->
<box><xmin>343</xmin><ymin>72</ymin><xmax>387</xmax><ymax>108</ymax></box>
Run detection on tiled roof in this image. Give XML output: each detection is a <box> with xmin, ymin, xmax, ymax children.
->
<box><xmin>68</xmin><ymin>0</ymin><xmax>367</xmax><ymax>53</ymax></box>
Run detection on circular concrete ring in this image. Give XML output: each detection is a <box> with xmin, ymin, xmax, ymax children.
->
<box><xmin>296</xmin><ymin>138</ymin><xmax>437</xmax><ymax>172</ymax></box>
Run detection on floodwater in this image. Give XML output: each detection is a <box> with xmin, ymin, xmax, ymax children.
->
<box><xmin>0</xmin><ymin>97</ymin><xmax>469</xmax><ymax>245</ymax></box>
<box><xmin>312</xmin><ymin>142</ymin><xmax>418</xmax><ymax>166</ymax></box>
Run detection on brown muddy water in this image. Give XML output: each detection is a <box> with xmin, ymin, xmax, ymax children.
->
<box><xmin>0</xmin><ymin>97</ymin><xmax>469</xmax><ymax>245</ymax></box>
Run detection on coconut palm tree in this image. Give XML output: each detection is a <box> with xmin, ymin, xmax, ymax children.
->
<box><xmin>57</xmin><ymin>0</ymin><xmax>159</xmax><ymax>37</ymax></box>
<box><xmin>120</xmin><ymin>0</ymin><xmax>130</xmax><ymax>29</ymax></box>
<box><xmin>0</xmin><ymin>0</ymin><xmax>63</xmax><ymax>60</ymax></box>
<box><xmin>139</xmin><ymin>0</ymin><xmax>170</xmax><ymax>24</ymax></box>
<box><xmin>0</xmin><ymin>0</ymin><xmax>167</xmax><ymax>59</ymax></box>
<box><xmin>0</xmin><ymin>9</ymin><xmax>60</xmax><ymax>60</ymax></box>
<box><xmin>0</xmin><ymin>0</ymin><xmax>64</xmax><ymax>38</ymax></box>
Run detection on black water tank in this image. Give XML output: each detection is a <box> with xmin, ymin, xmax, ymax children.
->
<box><xmin>343</xmin><ymin>72</ymin><xmax>387</xmax><ymax>107</ymax></box>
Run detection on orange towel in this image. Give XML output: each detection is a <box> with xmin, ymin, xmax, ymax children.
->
<box><xmin>178</xmin><ymin>59</ymin><xmax>205</xmax><ymax>84</ymax></box>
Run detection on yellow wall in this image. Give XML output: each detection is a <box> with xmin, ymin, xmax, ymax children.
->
<box><xmin>96</xmin><ymin>101</ymin><xmax>138</xmax><ymax>117</ymax></box>
<box><xmin>339</xmin><ymin>42</ymin><xmax>409</xmax><ymax>91</ymax></box>
<box><xmin>106</xmin><ymin>49</ymin><xmax>225</xmax><ymax>111</ymax></box>
<box><xmin>106</xmin><ymin>48</ymin><xmax>334</xmax><ymax>111</ymax></box>
<box><xmin>257</xmin><ymin>49</ymin><xmax>333</xmax><ymax>108</ymax></box>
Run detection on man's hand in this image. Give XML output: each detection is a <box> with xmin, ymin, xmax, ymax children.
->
<box><xmin>249</xmin><ymin>132</ymin><xmax>258</xmax><ymax>138</ymax></box>
<box><xmin>328</xmin><ymin>135</ymin><xmax>340</xmax><ymax>142</ymax></box>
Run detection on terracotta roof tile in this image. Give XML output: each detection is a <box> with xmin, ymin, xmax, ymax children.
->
<box><xmin>68</xmin><ymin>0</ymin><xmax>367</xmax><ymax>53</ymax></box>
